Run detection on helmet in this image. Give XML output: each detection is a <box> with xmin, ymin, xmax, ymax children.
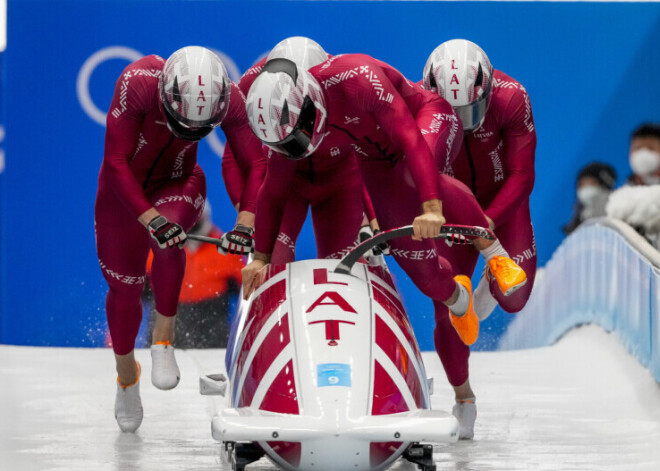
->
<box><xmin>423</xmin><ymin>39</ymin><xmax>493</xmax><ymax>132</ymax></box>
<box><xmin>246</xmin><ymin>58</ymin><xmax>327</xmax><ymax>159</ymax></box>
<box><xmin>159</xmin><ymin>46</ymin><xmax>231</xmax><ymax>141</ymax></box>
<box><xmin>266</xmin><ymin>36</ymin><xmax>329</xmax><ymax>70</ymax></box>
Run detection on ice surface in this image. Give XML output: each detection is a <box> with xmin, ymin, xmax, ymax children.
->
<box><xmin>1</xmin><ymin>325</ymin><xmax>659</xmax><ymax>471</ymax></box>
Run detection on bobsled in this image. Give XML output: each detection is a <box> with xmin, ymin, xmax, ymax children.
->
<box><xmin>199</xmin><ymin>225</ymin><xmax>493</xmax><ymax>471</ymax></box>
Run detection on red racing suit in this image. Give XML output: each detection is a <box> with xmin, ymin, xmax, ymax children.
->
<box><xmin>224</xmin><ymin>55</ymin><xmax>374</xmax><ymax>263</ymax></box>
<box><xmin>431</xmin><ymin>70</ymin><xmax>537</xmax><ymax>387</ymax></box>
<box><xmin>266</xmin><ymin>54</ymin><xmax>489</xmax><ymax>300</ymax></box>
<box><xmin>95</xmin><ymin>55</ymin><xmax>265</xmax><ymax>355</ymax></box>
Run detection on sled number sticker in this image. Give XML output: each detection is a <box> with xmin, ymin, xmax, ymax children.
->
<box><xmin>317</xmin><ymin>363</ymin><xmax>351</xmax><ymax>387</ymax></box>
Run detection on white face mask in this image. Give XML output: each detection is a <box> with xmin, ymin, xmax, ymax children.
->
<box><xmin>577</xmin><ymin>185</ymin><xmax>605</xmax><ymax>206</ymax></box>
<box><xmin>630</xmin><ymin>148</ymin><xmax>660</xmax><ymax>176</ymax></box>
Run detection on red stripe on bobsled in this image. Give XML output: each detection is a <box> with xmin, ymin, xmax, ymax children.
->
<box><xmin>369</xmin><ymin>442</ymin><xmax>404</xmax><ymax>469</ymax></box>
<box><xmin>371</xmin><ymin>360</ymin><xmax>409</xmax><ymax>416</ymax></box>
<box><xmin>366</xmin><ymin>265</ymin><xmax>397</xmax><ymax>291</ymax></box>
<box><xmin>250</xmin><ymin>264</ymin><xmax>287</xmax><ymax>293</ymax></box>
<box><xmin>375</xmin><ymin>315</ymin><xmax>424</xmax><ymax>409</ymax></box>
<box><xmin>239</xmin><ymin>313</ymin><xmax>291</xmax><ymax>408</ymax></box>
<box><xmin>371</xmin><ymin>282</ymin><xmax>417</xmax><ymax>352</ymax></box>
<box><xmin>235</xmin><ymin>279</ymin><xmax>287</xmax><ymax>389</ymax></box>
<box><xmin>266</xmin><ymin>441</ymin><xmax>301</xmax><ymax>468</ymax></box>
<box><xmin>260</xmin><ymin>359</ymin><xmax>299</xmax><ymax>414</ymax></box>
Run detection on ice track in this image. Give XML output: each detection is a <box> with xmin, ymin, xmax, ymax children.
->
<box><xmin>1</xmin><ymin>325</ymin><xmax>659</xmax><ymax>471</ymax></box>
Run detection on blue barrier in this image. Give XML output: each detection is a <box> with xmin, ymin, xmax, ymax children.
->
<box><xmin>1</xmin><ymin>1</ymin><xmax>660</xmax><ymax>348</ymax></box>
<box><xmin>501</xmin><ymin>218</ymin><xmax>660</xmax><ymax>382</ymax></box>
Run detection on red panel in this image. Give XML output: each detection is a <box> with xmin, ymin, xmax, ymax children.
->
<box><xmin>369</xmin><ymin>442</ymin><xmax>403</xmax><ymax>468</ymax></box>
<box><xmin>366</xmin><ymin>265</ymin><xmax>397</xmax><ymax>291</ymax></box>
<box><xmin>371</xmin><ymin>360</ymin><xmax>409</xmax><ymax>416</ymax></box>
<box><xmin>371</xmin><ymin>282</ymin><xmax>417</xmax><ymax>351</ymax></box>
<box><xmin>235</xmin><ymin>279</ymin><xmax>287</xmax><ymax>388</ymax></box>
<box><xmin>266</xmin><ymin>441</ymin><xmax>301</xmax><ymax>468</ymax></box>
<box><xmin>259</xmin><ymin>359</ymin><xmax>299</xmax><ymax>414</ymax></box>
<box><xmin>251</xmin><ymin>264</ymin><xmax>287</xmax><ymax>293</ymax></box>
<box><xmin>238</xmin><ymin>313</ymin><xmax>291</xmax><ymax>408</ymax></box>
<box><xmin>375</xmin><ymin>315</ymin><xmax>424</xmax><ymax>409</ymax></box>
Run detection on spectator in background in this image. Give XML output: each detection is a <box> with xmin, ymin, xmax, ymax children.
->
<box><xmin>627</xmin><ymin>123</ymin><xmax>660</xmax><ymax>186</ymax></box>
<box><xmin>563</xmin><ymin>162</ymin><xmax>617</xmax><ymax>235</ymax></box>
<box><xmin>606</xmin><ymin>123</ymin><xmax>660</xmax><ymax>248</ymax></box>
<box><xmin>144</xmin><ymin>202</ymin><xmax>243</xmax><ymax>349</ymax></box>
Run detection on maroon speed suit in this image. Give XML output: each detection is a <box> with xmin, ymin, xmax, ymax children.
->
<box><xmin>95</xmin><ymin>55</ymin><xmax>266</xmax><ymax>355</ymax></box>
<box><xmin>225</xmin><ymin>56</ymin><xmax>375</xmax><ymax>263</ymax></box>
<box><xmin>297</xmin><ymin>54</ymin><xmax>490</xmax><ymax>324</ymax></box>
<box><xmin>430</xmin><ymin>70</ymin><xmax>537</xmax><ymax>387</ymax></box>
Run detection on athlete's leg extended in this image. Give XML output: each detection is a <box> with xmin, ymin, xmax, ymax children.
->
<box><xmin>95</xmin><ymin>190</ymin><xmax>150</xmax><ymax>385</ymax></box>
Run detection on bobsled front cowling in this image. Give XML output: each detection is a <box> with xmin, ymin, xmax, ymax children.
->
<box><xmin>221</xmin><ymin>260</ymin><xmax>456</xmax><ymax>471</ymax></box>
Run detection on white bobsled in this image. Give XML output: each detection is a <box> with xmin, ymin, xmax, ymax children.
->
<box><xmin>199</xmin><ymin>225</ymin><xmax>492</xmax><ymax>471</ymax></box>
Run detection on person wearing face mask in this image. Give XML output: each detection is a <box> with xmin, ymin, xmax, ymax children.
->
<box><xmin>563</xmin><ymin>162</ymin><xmax>617</xmax><ymax>235</ymax></box>
<box><xmin>627</xmin><ymin>123</ymin><xmax>660</xmax><ymax>186</ymax></box>
<box><xmin>605</xmin><ymin>124</ymin><xmax>660</xmax><ymax>248</ymax></box>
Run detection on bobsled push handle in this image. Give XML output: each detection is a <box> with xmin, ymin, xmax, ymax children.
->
<box><xmin>334</xmin><ymin>224</ymin><xmax>495</xmax><ymax>275</ymax></box>
<box><xmin>186</xmin><ymin>234</ymin><xmax>222</xmax><ymax>246</ymax></box>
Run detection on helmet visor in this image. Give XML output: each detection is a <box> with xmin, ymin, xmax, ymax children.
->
<box><xmin>163</xmin><ymin>106</ymin><xmax>215</xmax><ymax>141</ymax></box>
<box><xmin>456</xmin><ymin>82</ymin><xmax>492</xmax><ymax>133</ymax></box>
<box><xmin>268</xmin><ymin>96</ymin><xmax>318</xmax><ymax>159</ymax></box>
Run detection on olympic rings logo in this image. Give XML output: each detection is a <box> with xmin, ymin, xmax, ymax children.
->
<box><xmin>76</xmin><ymin>46</ymin><xmax>251</xmax><ymax>158</ymax></box>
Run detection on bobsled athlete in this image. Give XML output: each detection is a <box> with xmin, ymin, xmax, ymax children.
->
<box><xmin>95</xmin><ymin>46</ymin><xmax>265</xmax><ymax>432</ymax></box>
<box><xmin>241</xmin><ymin>56</ymin><xmax>527</xmax><ymax>403</ymax></box>
<box><xmin>222</xmin><ymin>36</ymin><xmax>360</xmax><ymax>264</ymax></box>
<box><xmin>421</xmin><ymin>39</ymin><xmax>538</xmax><ymax>438</ymax></box>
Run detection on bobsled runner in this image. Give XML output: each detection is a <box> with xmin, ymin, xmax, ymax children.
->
<box><xmin>199</xmin><ymin>224</ymin><xmax>494</xmax><ymax>471</ymax></box>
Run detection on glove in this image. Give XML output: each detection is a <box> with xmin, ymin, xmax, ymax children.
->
<box><xmin>443</xmin><ymin>232</ymin><xmax>470</xmax><ymax>247</ymax></box>
<box><xmin>358</xmin><ymin>225</ymin><xmax>390</xmax><ymax>257</ymax></box>
<box><xmin>218</xmin><ymin>224</ymin><xmax>255</xmax><ymax>255</ymax></box>
<box><xmin>147</xmin><ymin>215</ymin><xmax>187</xmax><ymax>249</ymax></box>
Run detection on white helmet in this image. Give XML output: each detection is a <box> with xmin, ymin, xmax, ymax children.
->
<box><xmin>266</xmin><ymin>36</ymin><xmax>329</xmax><ymax>71</ymax></box>
<box><xmin>246</xmin><ymin>58</ymin><xmax>327</xmax><ymax>159</ymax></box>
<box><xmin>159</xmin><ymin>46</ymin><xmax>231</xmax><ymax>141</ymax></box>
<box><xmin>423</xmin><ymin>39</ymin><xmax>493</xmax><ymax>132</ymax></box>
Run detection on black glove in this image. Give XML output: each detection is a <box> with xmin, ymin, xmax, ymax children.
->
<box><xmin>148</xmin><ymin>215</ymin><xmax>187</xmax><ymax>249</ymax></box>
<box><xmin>358</xmin><ymin>225</ymin><xmax>390</xmax><ymax>257</ymax></box>
<box><xmin>218</xmin><ymin>224</ymin><xmax>255</xmax><ymax>255</ymax></box>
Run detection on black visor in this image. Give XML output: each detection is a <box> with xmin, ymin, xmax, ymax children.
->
<box><xmin>269</xmin><ymin>96</ymin><xmax>318</xmax><ymax>159</ymax></box>
<box><xmin>163</xmin><ymin>106</ymin><xmax>215</xmax><ymax>142</ymax></box>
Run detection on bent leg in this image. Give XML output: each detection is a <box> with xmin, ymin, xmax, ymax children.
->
<box><xmin>490</xmin><ymin>204</ymin><xmax>537</xmax><ymax>312</ymax></box>
<box><xmin>359</xmin><ymin>159</ymin><xmax>457</xmax><ymax>303</ymax></box>
<box><xmin>148</xmin><ymin>168</ymin><xmax>206</xmax><ymax>320</ymax></box>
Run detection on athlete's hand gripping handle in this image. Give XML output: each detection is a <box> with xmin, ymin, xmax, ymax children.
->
<box><xmin>147</xmin><ymin>215</ymin><xmax>187</xmax><ymax>249</ymax></box>
<box><xmin>412</xmin><ymin>200</ymin><xmax>446</xmax><ymax>241</ymax></box>
<box><xmin>358</xmin><ymin>225</ymin><xmax>390</xmax><ymax>257</ymax></box>
<box><xmin>218</xmin><ymin>224</ymin><xmax>255</xmax><ymax>255</ymax></box>
<box><xmin>334</xmin><ymin>224</ymin><xmax>495</xmax><ymax>275</ymax></box>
